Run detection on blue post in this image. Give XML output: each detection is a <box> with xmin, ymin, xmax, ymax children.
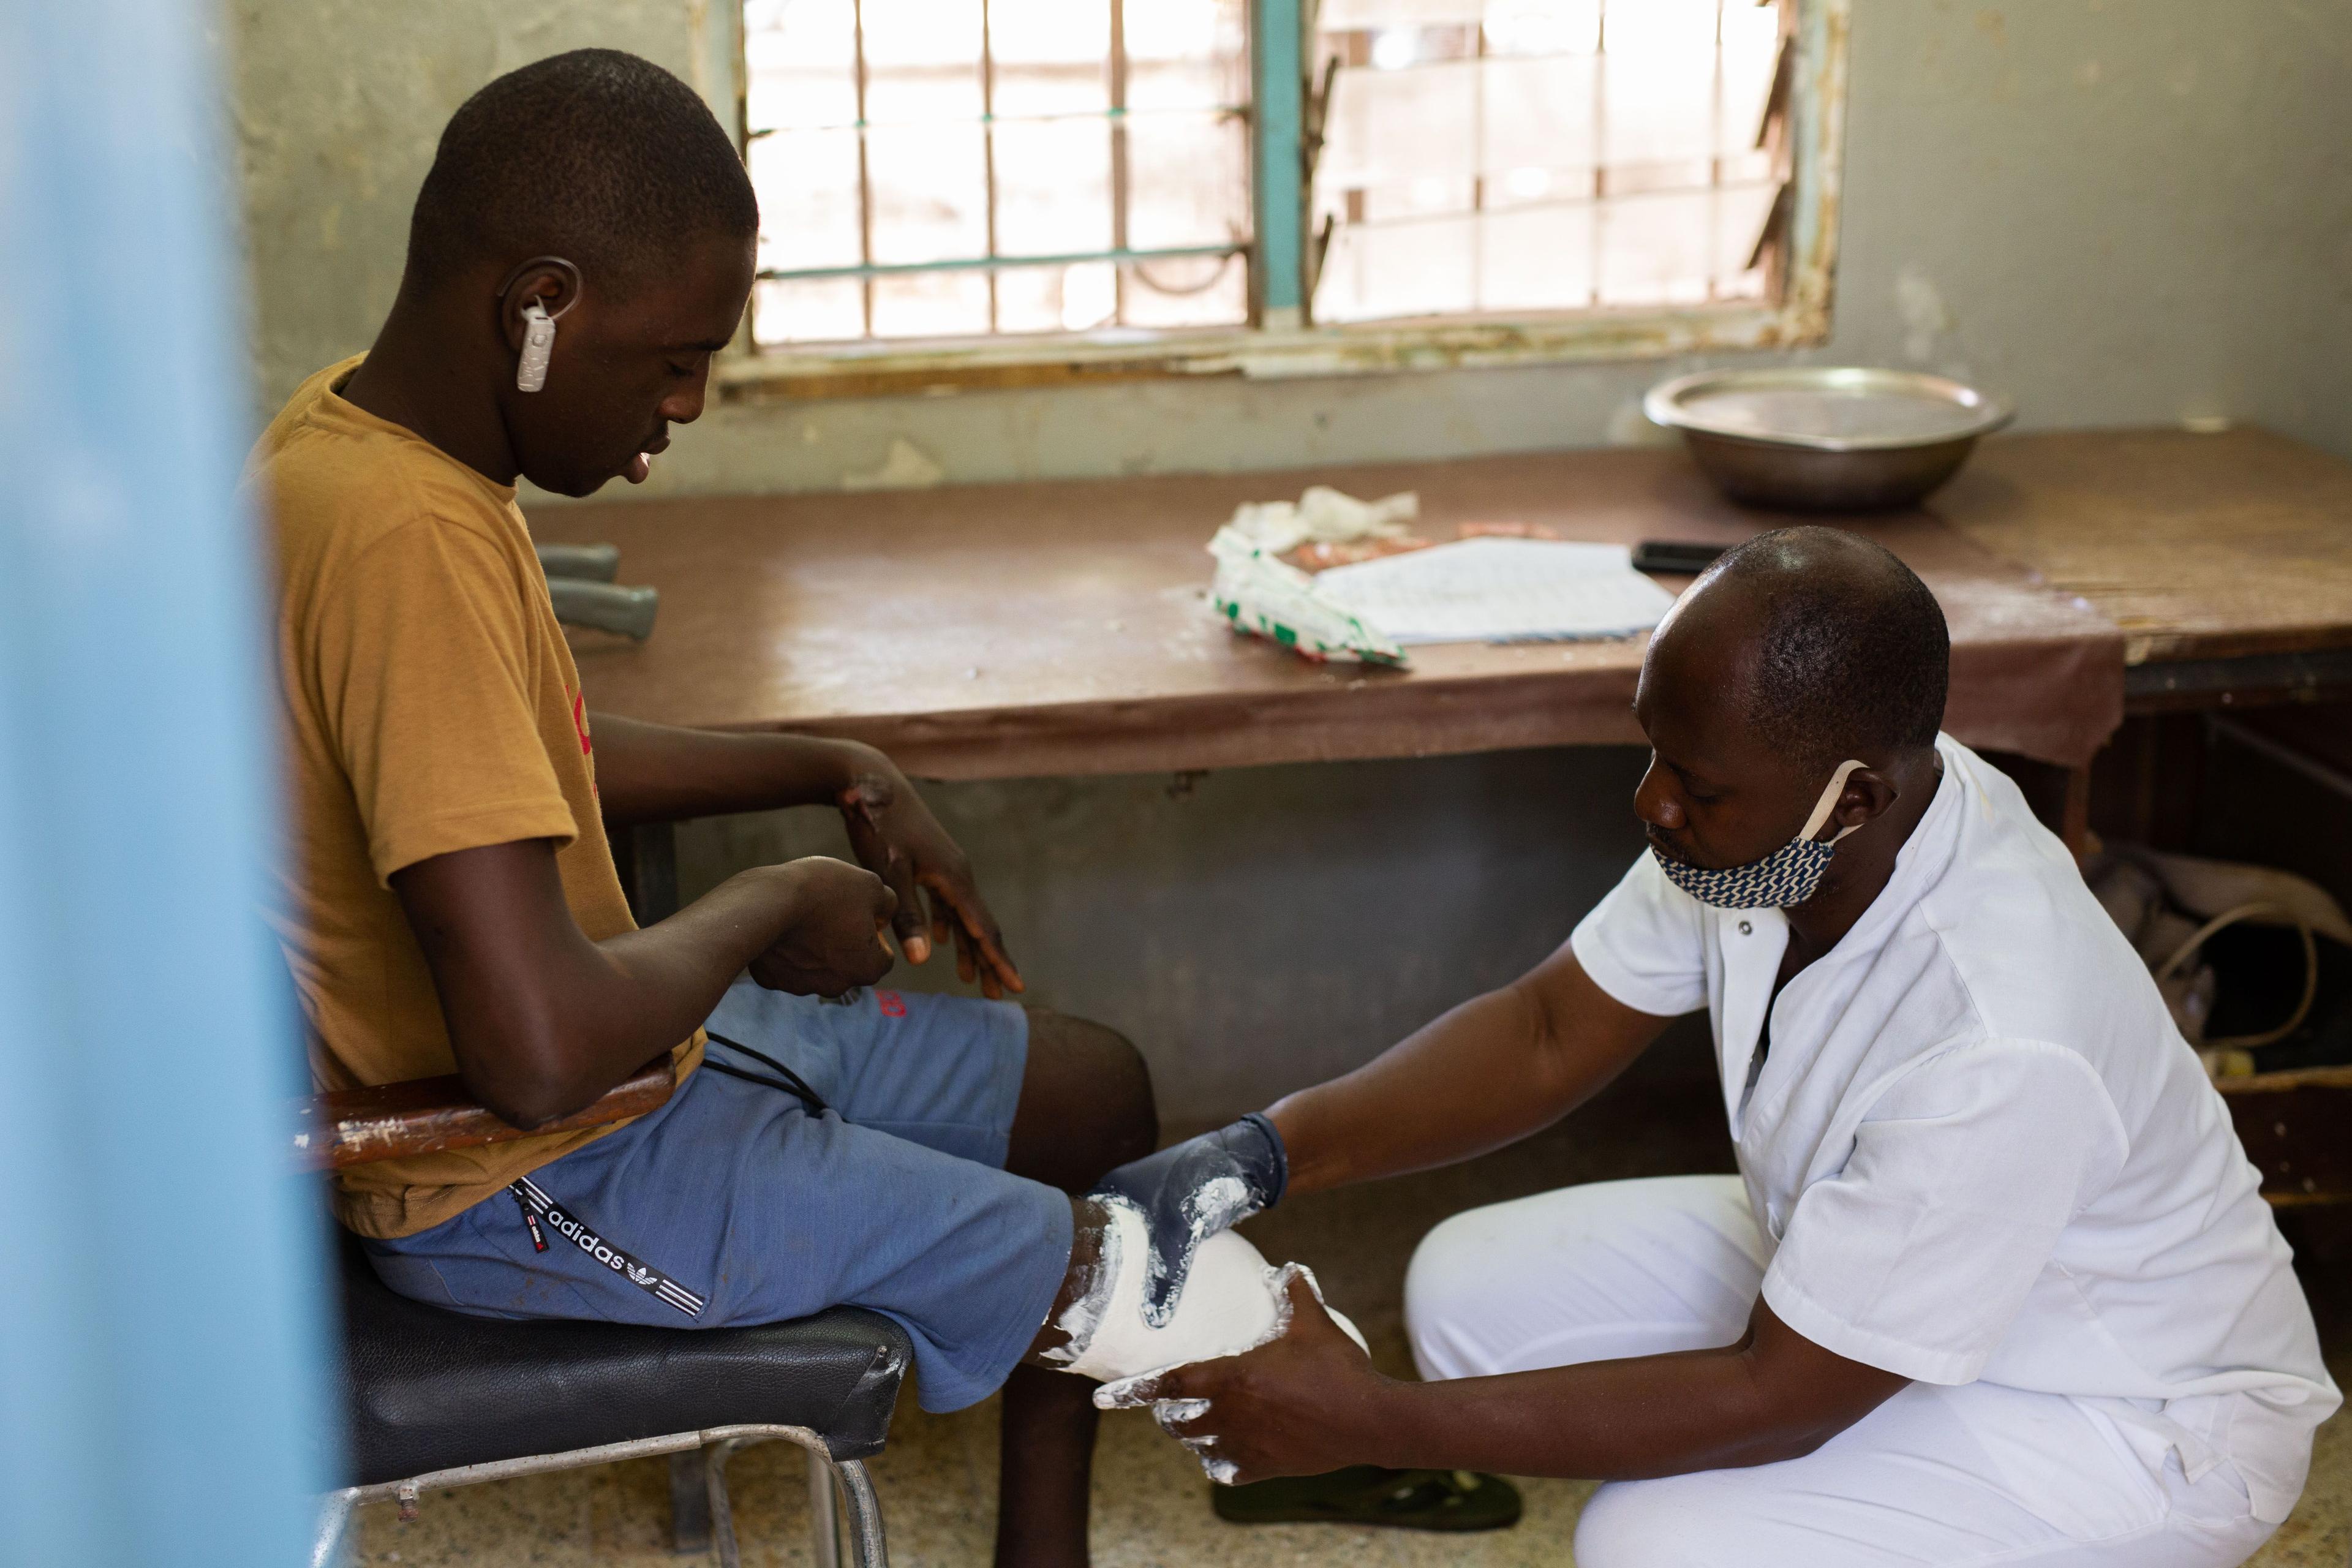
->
<box><xmin>1253</xmin><ymin>0</ymin><xmax>1306</xmax><ymax>326</ymax></box>
<box><xmin>0</xmin><ymin>0</ymin><xmax>334</xmax><ymax>1564</ymax></box>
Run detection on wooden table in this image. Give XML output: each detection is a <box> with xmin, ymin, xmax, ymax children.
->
<box><xmin>543</xmin><ymin>442</ymin><xmax>2147</xmax><ymax>783</ymax></box>
<box><xmin>549</xmin><ymin>429</ymin><xmax>2352</xmax><ymax>1206</ymax></box>
<box><xmin>1933</xmin><ymin>428</ymin><xmax>2352</xmax><ymax>709</ymax></box>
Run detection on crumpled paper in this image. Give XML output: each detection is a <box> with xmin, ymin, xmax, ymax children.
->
<box><xmin>1224</xmin><ymin>484</ymin><xmax>1419</xmax><ymax>556</ymax></box>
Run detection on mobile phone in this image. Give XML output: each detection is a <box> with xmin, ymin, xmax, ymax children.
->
<box><xmin>1631</xmin><ymin>540</ymin><xmax>1728</xmax><ymax>575</ymax></box>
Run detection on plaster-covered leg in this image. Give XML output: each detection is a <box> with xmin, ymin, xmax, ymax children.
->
<box><xmin>1046</xmin><ymin>1200</ymin><xmax>1368</xmax><ymax>1382</ymax></box>
<box><xmin>1048</xmin><ymin>1203</ymin><xmax>1367</xmax><ymax>1483</ymax></box>
<box><xmin>1108</xmin><ymin>1261</ymin><xmax>1368</xmax><ymax>1484</ymax></box>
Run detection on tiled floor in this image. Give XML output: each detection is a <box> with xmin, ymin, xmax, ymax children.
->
<box><xmin>350</xmin><ymin>1079</ymin><xmax>2351</xmax><ymax>1567</ymax></box>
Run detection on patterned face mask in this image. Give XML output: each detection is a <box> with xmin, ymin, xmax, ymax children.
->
<box><xmin>1652</xmin><ymin>760</ymin><xmax>1866</xmax><ymax>909</ymax></box>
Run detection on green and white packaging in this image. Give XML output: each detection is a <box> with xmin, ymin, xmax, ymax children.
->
<box><xmin>1207</xmin><ymin>524</ymin><xmax>1406</xmax><ymax>667</ymax></box>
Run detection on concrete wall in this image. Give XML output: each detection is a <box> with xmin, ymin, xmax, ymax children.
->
<box><xmin>671</xmin><ymin>746</ymin><xmax>1662</xmax><ymax>1125</ymax></box>
<box><xmin>228</xmin><ymin>0</ymin><xmax>2352</xmax><ymax>1119</ymax></box>
<box><xmin>232</xmin><ymin>0</ymin><xmax>2352</xmax><ymax>485</ymax></box>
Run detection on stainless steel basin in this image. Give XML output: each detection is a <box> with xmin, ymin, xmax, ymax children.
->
<box><xmin>1645</xmin><ymin>367</ymin><xmax>2015</xmax><ymax>512</ymax></box>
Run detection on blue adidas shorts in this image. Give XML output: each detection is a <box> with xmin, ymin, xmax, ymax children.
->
<box><xmin>362</xmin><ymin>979</ymin><xmax>1075</xmax><ymax>1412</ymax></box>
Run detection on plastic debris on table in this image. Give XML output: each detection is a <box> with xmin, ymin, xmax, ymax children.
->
<box><xmin>1455</xmin><ymin>519</ymin><xmax>1561</xmax><ymax>541</ymax></box>
<box><xmin>1288</xmin><ymin>535</ymin><xmax>1434</xmax><ymax>571</ymax></box>
<box><xmin>1208</xmin><ymin>523</ymin><xmax>1407</xmax><ymax>667</ymax></box>
<box><xmin>1286</xmin><ymin>519</ymin><xmax>1561</xmax><ymax>571</ymax></box>
<box><xmin>1225</xmin><ymin>485</ymin><xmax>1420</xmax><ymax>556</ymax></box>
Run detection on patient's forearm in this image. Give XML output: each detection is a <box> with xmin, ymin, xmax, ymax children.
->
<box><xmin>394</xmin><ymin>842</ymin><xmax>891</xmax><ymax>1128</ymax></box>
<box><xmin>1267</xmin><ymin>951</ymin><xmax>1668</xmax><ymax>1195</ymax></box>
<box><xmin>399</xmin><ymin>856</ymin><xmax>809</xmax><ymax>1125</ymax></box>
<box><xmin>590</xmin><ymin>711</ymin><xmax>876</xmax><ymax>826</ymax></box>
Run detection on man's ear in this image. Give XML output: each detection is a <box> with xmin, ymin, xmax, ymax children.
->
<box><xmin>496</xmin><ymin>257</ymin><xmax>583</xmax><ymax>352</ymax></box>
<box><xmin>1833</xmin><ymin>766</ymin><xmax>1901</xmax><ymax>831</ymax></box>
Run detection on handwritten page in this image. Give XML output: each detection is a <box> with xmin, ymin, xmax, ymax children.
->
<box><xmin>1312</xmin><ymin>537</ymin><xmax>1681</xmax><ymax>646</ymax></box>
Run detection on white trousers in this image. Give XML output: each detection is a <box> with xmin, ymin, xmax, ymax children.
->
<box><xmin>1403</xmin><ymin>1175</ymin><xmax>2282</xmax><ymax>1568</ymax></box>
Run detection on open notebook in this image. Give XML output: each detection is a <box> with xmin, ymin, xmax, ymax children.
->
<box><xmin>1312</xmin><ymin>537</ymin><xmax>1681</xmax><ymax>646</ymax></box>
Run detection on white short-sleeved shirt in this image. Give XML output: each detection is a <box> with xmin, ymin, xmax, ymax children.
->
<box><xmin>1572</xmin><ymin>735</ymin><xmax>2339</xmax><ymax>1521</ymax></box>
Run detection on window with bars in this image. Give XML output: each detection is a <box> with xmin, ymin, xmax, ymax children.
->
<box><xmin>734</xmin><ymin>0</ymin><xmax>1836</xmax><ymax>377</ymax></box>
<box><xmin>1308</xmin><ymin>0</ymin><xmax>1785</xmax><ymax>322</ymax></box>
<box><xmin>745</xmin><ymin>0</ymin><xmax>1254</xmax><ymax>344</ymax></box>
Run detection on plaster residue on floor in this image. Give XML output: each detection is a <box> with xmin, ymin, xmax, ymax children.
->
<box><xmin>349</xmin><ymin>1092</ymin><xmax>2352</xmax><ymax>1567</ymax></box>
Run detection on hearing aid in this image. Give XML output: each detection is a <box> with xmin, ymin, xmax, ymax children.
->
<box><xmin>494</xmin><ymin>255</ymin><xmax>582</xmax><ymax>394</ymax></box>
<box><xmin>516</xmin><ymin>300</ymin><xmax>557</xmax><ymax>392</ymax></box>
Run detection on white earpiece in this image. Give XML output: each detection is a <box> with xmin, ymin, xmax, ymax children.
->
<box><xmin>497</xmin><ymin>255</ymin><xmax>581</xmax><ymax>393</ymax></box>
<box><xmin>516</xmin><ymin>298</ymin><xmax>557</xmax><ymax>393</ymax></box>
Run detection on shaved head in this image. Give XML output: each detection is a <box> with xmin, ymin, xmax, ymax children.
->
<box><xmin>1632</xmin><ymin>528</ymin><xmax>1951</xmax><ymax>910</ymax></box>
<box><xmin>405</xmin><ymin>49</ymin><xmax>757</xmax><ymax>298</ymax></box>
<box><xmin>1668</xmin><ymin>527</ymin><xmax>1949</xmax><ymax>773</ymax></box>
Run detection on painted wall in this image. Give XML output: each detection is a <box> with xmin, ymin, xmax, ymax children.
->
<box><xmin>671</xmin><ymin>746</ymin><xmax>1672</xmax><ymax>1125</ymax></box>
<box><xmin>232</xmin><ymin>0</ymin><xmax>2352</xmax><ymax>489</ymax></box>
<box><xmin>228</xmin><ymin>0</ymin><xmax>2352</xmax><ymax>1120</ymax></box>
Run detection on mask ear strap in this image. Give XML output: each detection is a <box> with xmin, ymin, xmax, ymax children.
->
<box><xmin>1801</xmin><ymin>760</ymin><xmax>1868</xmax><ymax>844</ymax></box>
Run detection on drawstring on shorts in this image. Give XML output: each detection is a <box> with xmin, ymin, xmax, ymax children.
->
<box><xmin>701</xmin><ymin>1028</ymin><xmax>835</xmax><ymax>1118</ymax></box>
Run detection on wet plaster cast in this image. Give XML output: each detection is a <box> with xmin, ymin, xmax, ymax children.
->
<box><xmin>1049</xmin><ymin>1202</ymin><xmax>1281</xmax><ymax>1382</ymax></box>
<box><xmin>1101</xmin><ymin>1259</ymin><xmax>1369</xmax><ymax>1485</ymax></box>
<box><xmin>1052</xmin><ymin>1202</ymin><xmax>1368</xmax><ymax>1484</ymax></box>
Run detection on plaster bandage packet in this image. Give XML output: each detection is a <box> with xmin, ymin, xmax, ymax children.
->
<box><xmin>1208</xmin><ymin>524</ymin><xmax>1407</xmax><ymax>668</ymax></box>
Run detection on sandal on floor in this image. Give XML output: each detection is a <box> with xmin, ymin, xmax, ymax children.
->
<box><xmin>1210</xmin><ymin>1466</ymin><xmax>1523</xmax><ymax>1532</ymax></box>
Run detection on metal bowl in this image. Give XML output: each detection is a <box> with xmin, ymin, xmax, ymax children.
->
<box><xmin>1645</xmin><ymin>367</ymin><xmax>2015</xmax><ymax>512</ymax></box>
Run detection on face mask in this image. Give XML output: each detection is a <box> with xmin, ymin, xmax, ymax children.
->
<box><xmin>1653</xmin><ymin>760</ymin><xmax>1866</xmax><ymax>909</ymax></box>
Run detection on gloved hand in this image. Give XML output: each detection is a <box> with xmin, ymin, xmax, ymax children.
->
<box><xmin>1089</xmin><ymin>1112</ymin><xmax>1288</xmax><ymax>1329</ymax></box>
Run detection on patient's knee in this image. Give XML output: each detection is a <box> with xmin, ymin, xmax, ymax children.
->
<box><xmin>1012</xmin><ymin>1010</ymin><xmax>1158</xmax><ymax>1188</ymax></box>
<box><xmin>1087</xmin><ymin>1020</ymin><xmax>1159</xmax><ymax>1163</ymax></box>
<box><xmin>1051</xmin><ymin>1012</ymin><xmax>1157</xmax><ymax>1164</ymax></box>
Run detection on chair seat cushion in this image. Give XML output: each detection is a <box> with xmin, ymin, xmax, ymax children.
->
<box><xmin>335</xmin><ymin>1236</ymin><xmax>910</xmax><ymax>1486</ymax></box>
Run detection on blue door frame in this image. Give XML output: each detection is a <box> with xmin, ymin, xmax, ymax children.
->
<box><xmin>0</xmin><ymin>1</ymin><xmax>334</xmax><ymax>1564</ymax></box>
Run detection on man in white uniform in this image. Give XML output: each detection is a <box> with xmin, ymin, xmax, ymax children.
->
<box><xmin>1096</xmin><ymin>527</ymin><xmax>2338</xmax><ymax>1566</ymax></box>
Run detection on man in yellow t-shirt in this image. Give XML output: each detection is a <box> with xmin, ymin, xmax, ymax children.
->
<box><xmin>255</xmin><ymin>50</ymin><xmax>1155</xmax><ymax>1568</ymax></box>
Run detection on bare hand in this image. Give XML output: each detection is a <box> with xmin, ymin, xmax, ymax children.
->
<box><xmin>837</xmin><ymin>756</ymin><xmax>1023</xmax><ymax>998</ymax></box>
<box><xmin>747</xmin><ymin>857</ymin><xmax>899</xmax><ymax>996</ymax></box>
<box><xmin>1098</xmin><ymin>1271</ymin><xmax>1393</xmax><ymax>1485</ymax></box>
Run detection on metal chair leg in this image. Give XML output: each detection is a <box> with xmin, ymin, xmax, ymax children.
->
<box><xmin>704</xmin><ymin>1439</ymin><xmax>745</xmax><ymax>1568</ymax></box>
<box><xmin>669</xmin><ymin>1449</ymin><xmax>714</xmax><ymax>1554</ymax></box>
<box><xmin>835</xmin><ymin>1459</ymin><xmax>888</xmax><ymax>1568</ymax></box>
<box><xmin>710</xmin><ymin>1436</ymin><xmax>880</xmax><ymax>1568</ymax></box>
<box><xmin>807</xmin><ymin>1448</ymin><xmax>842</xmax><ymax>1568</ymax></box>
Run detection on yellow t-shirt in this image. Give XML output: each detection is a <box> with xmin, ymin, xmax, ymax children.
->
<box><xmin>249</xmin><ymin>356</ymin><xmax>701</xmax><ymax>1238</ymax></box>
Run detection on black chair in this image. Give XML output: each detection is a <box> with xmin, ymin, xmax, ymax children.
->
<box><xmin>289</xmin><ymin>1039</ymin><xmax>910</xmax><ymax>1568</ymax></box>
<box><xmin>311</xmin><ymin>1233</ymin><xmax>909</xmax><ymax>1567</ymax></box>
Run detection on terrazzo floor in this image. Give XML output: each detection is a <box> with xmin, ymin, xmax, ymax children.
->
<box><xmin>350</xmin><ymin>1073</ymin><xmax>2351</xmax><ymax>1567</ymax></box>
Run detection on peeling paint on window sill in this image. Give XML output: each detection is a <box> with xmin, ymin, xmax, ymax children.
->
<box><xmin>718</xmin><ymin>294</ymin><xmax>1831</xmax><ymax>402</ymax></box>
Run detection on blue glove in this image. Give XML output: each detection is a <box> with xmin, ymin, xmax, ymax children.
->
<box><xmin>1089</xmin><ymin>1112</ymin><xmax>1288</xmax><ymax>1329</ymax></box>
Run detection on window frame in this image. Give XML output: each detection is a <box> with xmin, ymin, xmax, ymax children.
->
<box><xmin>720</xmin><ymin>0</ymin><xmax>1849</xmax><ymax>401</ymax></box>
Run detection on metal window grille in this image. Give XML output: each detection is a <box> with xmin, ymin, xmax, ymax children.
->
<box><xmin>1306</xmin><ymin>0</ymin><xmax>1792</xmax><ymax>324</ymax></box>
<box><xmin>744</xmin><ymin>0</ymin><xmax>1254</xmax><ymax>347</ymax></box>
<box><xmin>740</xmin><ymin>0</ymin><xmax>1811</xmax><ymax>356</ymax></box>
